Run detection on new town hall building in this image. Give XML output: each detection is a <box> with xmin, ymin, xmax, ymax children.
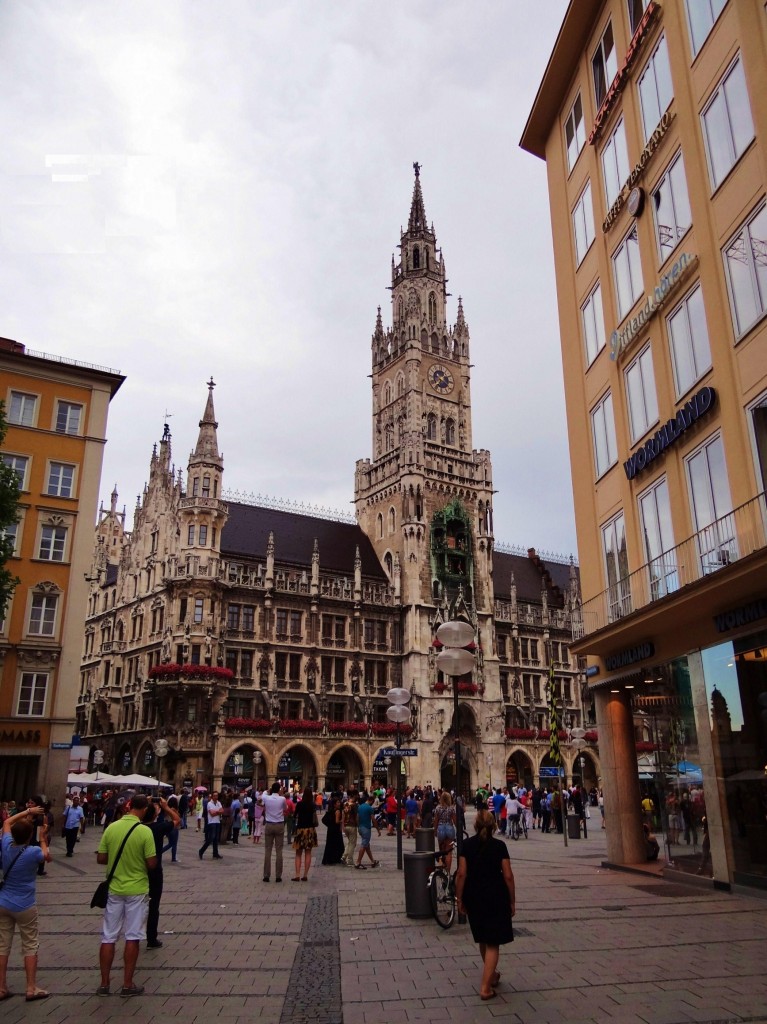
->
<box><xmin>76</xmin><ymin>169</ymin><xmax>596</xmax><ymax>795</ymax></box>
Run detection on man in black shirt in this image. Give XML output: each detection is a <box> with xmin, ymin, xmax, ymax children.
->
<box><xmin>142</xmin><ymin>797</ymin><xmax>181</xmax><ymax>949</ymax></box>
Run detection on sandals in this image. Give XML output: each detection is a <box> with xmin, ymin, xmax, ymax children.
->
<box><xmin>25</xmin><ymin>990</ymin><xmax>49</xmax><ymax>1002</ymax></box>
<box><xmin>301</xmin><ymin>876</ymin><xmax>308</xmax><ymax>881</ymax></box>
<box><xmin>355</xmin><ymin>864</ymin><xmax>367</xmax><ymax>870</ymax></box>
<box><xmin>370</xmin><ymin>860</ymin><xmax>380</xmax><ymax>868</ymax></box>
<box><xmin>291</xmin><ymin>877</ymin><xmax>301</xmax><ymax>881</ymax></box>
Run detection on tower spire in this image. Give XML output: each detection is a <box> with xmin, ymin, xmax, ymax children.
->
<box><xmin>408</xmin><ymin>161</ymin><xmax>427</xmax><ymax>234</ymax></box>
<box><xmin>192</xmin><ymin>377</ymin><xmax>221</xmax><ymax>464</ymax></box>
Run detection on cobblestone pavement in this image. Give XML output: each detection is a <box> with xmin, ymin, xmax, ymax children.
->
<box><xmin>3</xmin><ymin>813</ymin><xmax>766</xmax><ymax>1024</ymax></box>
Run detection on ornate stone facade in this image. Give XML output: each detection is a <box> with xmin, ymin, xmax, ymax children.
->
<box><xmin>77</xmin><ymin>169</ymin><xmax>598</xmax><ymax>794</ymax></box>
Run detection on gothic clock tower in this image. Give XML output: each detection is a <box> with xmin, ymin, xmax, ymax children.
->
<box><xmin>355</xmin><ymin>164</ymin><xmax>497</xmax><ymax>701</ymax></box>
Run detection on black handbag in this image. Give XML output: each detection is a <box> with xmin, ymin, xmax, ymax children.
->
<box><xmin>91</xmin><ymin>822</ymin><xmax>140</xmax><ymax>909</ymax></box>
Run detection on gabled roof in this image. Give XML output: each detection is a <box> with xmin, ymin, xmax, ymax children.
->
<box><xmin>221</xmin><ymin>503</ymin><xmax>388</xmax><ymax>579</ymax></box>
<box><xmin>493</xmin><ymin>550</ymin><xmax>575</xmax><ymax>605</ymax></box>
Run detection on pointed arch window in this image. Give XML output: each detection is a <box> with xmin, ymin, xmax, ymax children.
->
<box><xmin>413</xmin><ymin>246</ymin><xmax>420</xmax><ymax>269</ymax></box>
<box><xmin>377</xmin><ymin>513</ymin><xmax>384</xmax><ymax>539</ymax></box>
<box><xmin>383</xmin><ymin>382</ymin><xmax>392</xmax><ymax>406</ymax></box>
<box><xmin>426</xmin><ymin>413</ymin><xmax>437</xmax><ymax>441</ymax></box>
<box><xmin>384</xmin><ymin>552</ymin><xmax>393</xmax><ymax>577</ymax></box>
<box><xmin>396</xmin><ymin>373</ymin><xmax>405</xmax><ymax>397</ymax></box>
<box><xmin>385</xmin><ymin>423</ymin><xmax>394</xmax><ymax>452</ymax></box>
<box><xmin>397</xmin><ymin>297</ymin><xmax>404</xmax><ymax>323</ymax></box>
<box><xmin>388</xmin><ymin>507</ymin><xmax>396</xmax><ymax>534</ymax></box>
<box><xmin>445</xmin><ymin>418</ymin><xmax>456</xmax><ymax>446</ymax></box>
<box><xmin>428</xmin><ymin>292</ymin><xmax>437</xmax><ymax>322</ymax></box>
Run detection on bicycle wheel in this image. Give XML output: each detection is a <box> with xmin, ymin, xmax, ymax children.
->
<box><xmin>430</xmin><ymin>868</ymin><xmax>455</xmax><ymax>929</ymax></box>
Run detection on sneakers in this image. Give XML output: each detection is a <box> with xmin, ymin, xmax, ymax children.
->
<box><xmin>120</xmin><ymin>985</ymin><xmax>144</xmax><ymax>997</ymax></box>
<box><xmin>370</xmin><ymin>860</ymin><xmax>380</xmax><ymax>868</ymax></box>
<box><xmin>147</xmin><ymin>940</ymin><xmax>163</xmax><ymax>949</ymax></box>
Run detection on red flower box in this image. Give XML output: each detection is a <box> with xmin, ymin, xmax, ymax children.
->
<box><xmin>328</xmin><ymin>721</ymin><xmax>368</xmax><ymax>735</ymax></box>
<box><xmin>278</xmin><ymin>719</ymin><xmax>323</xmax><ymax>733</ymax></box>
<box><xmin>225</xmin><ymin>717</ymin><xmax>272</xmax><ymax>732</ymax></box>
<box><xmin>456</xmin><ymin>682</ymin><xmax>478</xmax><ymax>695</ymax></box>
<box><xmin>149</xmin><ymin>663</ymin><xmax>234</xmax><ymax>682</ymax></box>
<box><xmin>371</xmin><ymin>722</ymin><xmax>413</xmax><ymax>737</ymax></box>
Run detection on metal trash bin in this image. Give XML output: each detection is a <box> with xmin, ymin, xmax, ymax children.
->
<box><xmin>403</xmin><ymin>851</ymin><xmax>434</xmax><ymax>918</ymax></box>
<box><xmin>415</xmin><ymin>827</ymin><xmax>435</xmax><ymax>852</ymax></box>
<box><xmin>567</xmin><ymin>815</ymin><xmax>581</xmax><ymax>840</ymax></box>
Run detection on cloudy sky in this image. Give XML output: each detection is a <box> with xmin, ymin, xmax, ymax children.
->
<box><xmin>0</xmin><ymin>0</ymin><xmax>578</xmax><ymax>558</ymax></box>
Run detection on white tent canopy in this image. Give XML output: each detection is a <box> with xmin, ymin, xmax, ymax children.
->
<box><xmin>67</xmin><ymin>772</ymin><xmax>119</xmax><ymax>786</ymax></box>
<box><xmin>110</xmin><ymin>773</ymin><xmax>173</xmax><ymax>788</ymax></box>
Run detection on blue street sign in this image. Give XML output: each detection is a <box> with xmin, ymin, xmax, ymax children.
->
<box><xmin>378</xmin><ymin>747</ymin><xmax>418</xmax><ymax>757</ymax></box>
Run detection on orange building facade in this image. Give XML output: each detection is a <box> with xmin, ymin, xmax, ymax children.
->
<box><xmin>522</xmin><ymin>1</ymin><xmax>767</xmax><ymax>890</ymax></box>
<box><xmin>1</xmin><ymin>339</ymin><xmax>123</xmax><ymax>801</ymax></box>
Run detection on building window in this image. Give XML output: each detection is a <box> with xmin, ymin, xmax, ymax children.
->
<box><xmin>686</xmin><ymin>434</ymin><xmax>735</xmax><ymax>571</ymax></box>
<box><xmin>701</xmin><ymin>56</ymin><xmax>754</xmax><ymax>191</ymax></box>
<box><xmin>55</xmin><ymin>401</ymin><xmax>83</xmax><ymax>435</ymax></box>
<box><xmin>192</xmin><ymin>477</ymin><xmax>199</xmax><ymax>497</ymax></box>
<box><xmin>377</xmin><ymin>513</ymin><xmax>383</xmax><ymax>539</ymax></box>
<box><xmin>602</xmin><ymin>118</ymin><xmax>629</xmax><ymax>207</ymax></box>
<box><xmin>582</xmin><ymin>283</ymin><xmax>606</xmax><ymax>366</ymax></box>
<box><xmin>667</xmin><ymin>285</ymin><xmax>711</xmax><ymax>397</ymax></box>
<box><xmin>426</xmin><ymin>413</ymin><xmax>437</xmax><ymax>441</ymax></box>
<box><xmin>625</xmin><ymin>345</ymin><xmax>659</xmax><ymax>443</ymax></box>
<box><xmin>241</xmin><ymin>650</ymin><xmax>253</xmax><ymax>678</ymax></box>
<box><xmin>38</xmin><ymin>525</ymin><xmax>67</xmax><ymax>561</ymax></box>
<box><xmin>1</xmin><ymin>521</ymin><xmax>19</xmax><ymax>557</ymax></box>
<box><xmin>602</xmin><ymin>513</ymin><xmax>631</xmax><ymax>620</ymax></box>
<box><xmin>592</xmin><ymin>21</ymin><xmax>618</xmax><ymax>109</ymax></box>
<box><xmin>290</xmin><ymin>610</ymin><xmax>302</xmax><ymax>638</ymax></box>
<box><xmin>591</xmin><ymin>392</ymin><xmax>618</xmax><ymax>478</ymax></box>
<box><xmin>202</xmin><ymin>476</ymin><xmax>211</xmax><ymax>497</ymax></box>
<box><xmin>445</xmin><ymin>418</ymin><xmax>455</xmax><ymax>446</ymax></box>
<box><xmin>276</xmin><ymin>608</ymin><xmax>288</xmax><ymax>639</ymax></box>
<box><xmin>46</xmin><ymin>462</ymin><xmax>75</xmax><ymax>498</ymax></box>
<box><xmin>565</xmin><ymin>93</ymin><xmax>585</xmax><ymax>172</ymax></box>
<box><xmin>638</xmin><ymin>476</ymin><xmax>678</xmax><ymax>599</ymax></box>
<box><xmin>29</xmin><ymin>593</ymin><xmax>58</xmax><ymax>636</ymax></box>
<box><xmin>573</xmin><ymin>182</ymin><xmax>595</xmax><ymax>266</ymax></box>
<box><xmin>685</xmin><ymin>0</ymin><xmax>728</xmax><ymax>57</ymax></box>
<box><xmin>638</xmin><ymin>35</ymin><xmax>673</xmax><ymax>142</ymax></box>
<box><xmin>198</xmin><ymin>525</ymin><xmax>208</xmax><ymax>546</ymax></box>
<box><xmin>193</xmin><ymin>597</ymin><xmax>204</xmax><ymax>624</ymax></box>
<box><xmin>17</xmin><ymin>672</ymin><xmax>48</xmax><ymax>716</ymax></box>
<box><xmin>187</xmin><ymin>525</ymin><xmax>195</xmax><ymax>545</ymax></box>
<box><xmin>242</xmin><ymin>605</ymin><xmax>255</xmax><ymax>632</ymax></box>
<box><xmin>627</xmin><ymin>0</ymin><xmax>651</xmax><ymax>34</ymax></box>
<box><xmin>8</xmin><ymin>391</ymin><xmax>37</xmax><ymax>427</ymax></box>
<box><xmin>723</xmin><ymin>203</ymin><xmax>767</xmax><ymax>339</ymax></box>
<box><xmin>652</xmin><ymin>152</ymin><xmax>691</xmax><ymax>262</ymax></box>
<box><xmin>227</xmin><ymin>604</ymin><xmax>241</xmax><ymax>630</ymax></box>
<box><xmin>388</xmin><ymin>507</ymin><xmax>396</xmax><ymax>534</ymax></box>
<box><xmin>613</xmin><ymin>225</ymin><xmax>643</xmax><ymax>321</ymax></box>
<box><xmin>2</xmin><ymin>453</ymin><xmax>29</xmax><ymax>489</ymax></box>
<box><xmin>428</xmin><ymin>292</ymin><xmax>437</xmax><ymax>321</ymax></box>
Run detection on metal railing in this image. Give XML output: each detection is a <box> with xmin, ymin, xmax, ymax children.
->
<box><xmin>581</xmin><ymin>492</ymin><xmax>767</xmax><ymax>635</ymax></box>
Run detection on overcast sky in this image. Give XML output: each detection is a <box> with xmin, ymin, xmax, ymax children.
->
<box><xmin>0</xmin><ymin>0</ymin><xmax>578</xmax><ymax>559</ymax></box>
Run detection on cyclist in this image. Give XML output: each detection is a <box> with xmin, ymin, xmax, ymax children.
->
<box><xmin>433</xmin><ymin>792</ymin><xmax>457</xmax><ymax>874</ymax></box>
<box><xmin>504</xmin><ymin>790</ymin><xmax>523</xmax><ymax>839</ymax></box>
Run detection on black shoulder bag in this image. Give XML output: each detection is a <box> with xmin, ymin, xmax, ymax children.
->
<box><xmin>91</xmin><ymin>822</ymin><xmax>141</xmax><ymax>909</ymax></box>
<box><xmin>0</xmin><ymin>847</ymin><xmax>26</xmax><ymax>891</ymax></box>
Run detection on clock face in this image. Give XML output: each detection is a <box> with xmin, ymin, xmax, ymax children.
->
<box><xmin>428</xmin><ymin>364</ymin><xmax>454</xmax><ymax>394</ymax></box>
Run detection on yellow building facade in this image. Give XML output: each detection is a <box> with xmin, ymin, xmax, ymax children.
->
<box><xmin>1</xmin><ymin>338</ymin><xmax>124</xmax><ymax>800</ymax></box>
<box><xmin>522</xmin><ymin>1</ymin><xmax>767</xmax><ymax>890</ymax></box>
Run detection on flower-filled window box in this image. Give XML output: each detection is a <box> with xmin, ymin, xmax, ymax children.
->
<box><xmin>371</xmin><ymin>722</ymin><xmax>413</xmax><ymax>737</ymax></box>
<box><xmin>279</xmin><ymin>718</ymin><xmax>324</xmax><ymax>733</ymax></box>
<box><xmin>328</xmin><ymin>721</ymin><xmax>368</xmax><ymax>735</ymax></box>
<box><xmin>456</xmin><ymin>681</ymin><xmax>478</xmax><ymax>695</ymax></box>
<box><xmin>225</xmin><ymin>717</ymin><xmax>272</xmax><ymax>732</ymax></box>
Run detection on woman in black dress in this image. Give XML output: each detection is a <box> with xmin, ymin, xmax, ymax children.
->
<box><xmin>321</xmin><ymin>796</ymin><xmax>345</xmax><ymax>865</ymax></box>
<box><xmin>455</xmin><ymin>809</ymin><xmax>515</xmax><ymax>1001</ymax></box>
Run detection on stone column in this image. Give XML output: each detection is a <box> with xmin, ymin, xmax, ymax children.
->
<box><xmin>595</xmin><ymin>687</ymin><xmax>645</xmax><ymax>863</ymax></box>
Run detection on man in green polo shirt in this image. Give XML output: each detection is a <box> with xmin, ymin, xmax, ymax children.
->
<box><xmin>95</xmin><ymin>794</ymin><xmax>156</xmax><ymax>997</ymax></box>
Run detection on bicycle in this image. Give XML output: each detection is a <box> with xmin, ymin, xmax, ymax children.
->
<box><xmin>427</xmin><ymin>843</ymin><xmax>457</xmax><ymax>928</ymax></box>
<box><xmin>509</xmin><ymin>815</ymin><xmax>528</xmax><ymax>840</ymax></box>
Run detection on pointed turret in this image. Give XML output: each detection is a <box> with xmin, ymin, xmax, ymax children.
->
<box><xmin>408</xmin><ymin>161</ymin><xmax>427</xmax><ymax>234</ymax></box>
<box><xmin>191</xmin><ymin>377</ymin><xmax>222</xmax><ymax>468</ymax></box>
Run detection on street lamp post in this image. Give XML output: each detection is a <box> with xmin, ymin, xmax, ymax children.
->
<box><xmin>436</xmin><ymin>619</ymin><xmax>476</xmax><ymax>926</ymax></box>
<box><xmin>252</xmin><ymin>749</ymin><xmax>263</xmax><ymax>793</ymax></box>
<box><xmin>153</xmin><ymin>738</ymin><xmax>169</xmax><ymax>797</ymax></box>
<box><xmin>93</xmin><ymin>748</ymin><xmax>104</xmax><ymax>783</ymax></box>
<box><xmin>386</xmin><ymin>686</ymin><xmax>411</xmax><ymax>871</ymax></box>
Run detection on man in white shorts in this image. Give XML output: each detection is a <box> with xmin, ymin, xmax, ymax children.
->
<box><xmin>96</xmin><ymin>793</ymin><xmax>156</xmax><ymax>997</ymax></box>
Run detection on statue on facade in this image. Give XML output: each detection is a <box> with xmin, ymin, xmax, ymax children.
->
<box><xmin>161</xmin><ymin>627</ymin><xmax>172</xmax><ymax>663</ymax></box>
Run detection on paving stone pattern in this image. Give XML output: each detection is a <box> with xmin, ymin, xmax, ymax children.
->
<box><xmin>2</xmin><ymin>815</ymin><xmax>766</xmax><ymax>1024</ymax></box>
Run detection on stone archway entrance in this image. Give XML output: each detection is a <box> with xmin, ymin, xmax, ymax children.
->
<box><xmin>222</xmin><ymin>744</ymin><xmax>268</xmax><ymax>791</ymax></box>
<box><xmin>505</xmin><ymin>751</ymin><xmax>534</xmax><ymax>789</ymax></box>
<box><xmin>440</xmin><ymin>743</ymin><xmax>472</xmax><ymax>797</ymax></box>
<box><xmin>275</xmin><ymin>744</ymin><xmax>317</xmax><ymax>792</ymax></box>
<box><xmin>324</xmin><ymin>746</ymin><xmax>364</xmax><ymax>793</ymax></box>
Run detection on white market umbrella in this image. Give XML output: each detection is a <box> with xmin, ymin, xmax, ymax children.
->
<box><xmin>110</xmin><ymin>773</ymin><xmax>172</xmax><ymax>788</ymax></box>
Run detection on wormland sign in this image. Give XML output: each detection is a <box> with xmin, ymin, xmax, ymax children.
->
<box><xmin>623</xmin><ymin>386</ymin><xmax>716</xmax><ymax>480</ymax></box>
<box><xmin>610</xmin><ymin>252</ymin><xmax>698</xmax><ymax>362</ymax></box>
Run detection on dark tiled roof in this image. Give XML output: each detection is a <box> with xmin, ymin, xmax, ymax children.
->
<box><xmin>493</xmin><ymin>550</ymin><xmax>576</xmax><ymax>605</ymax></box>
<box><xmin>221</xmin><ymin>503</ymin><xmax>388</xmax><ymax>579</ymax></box>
